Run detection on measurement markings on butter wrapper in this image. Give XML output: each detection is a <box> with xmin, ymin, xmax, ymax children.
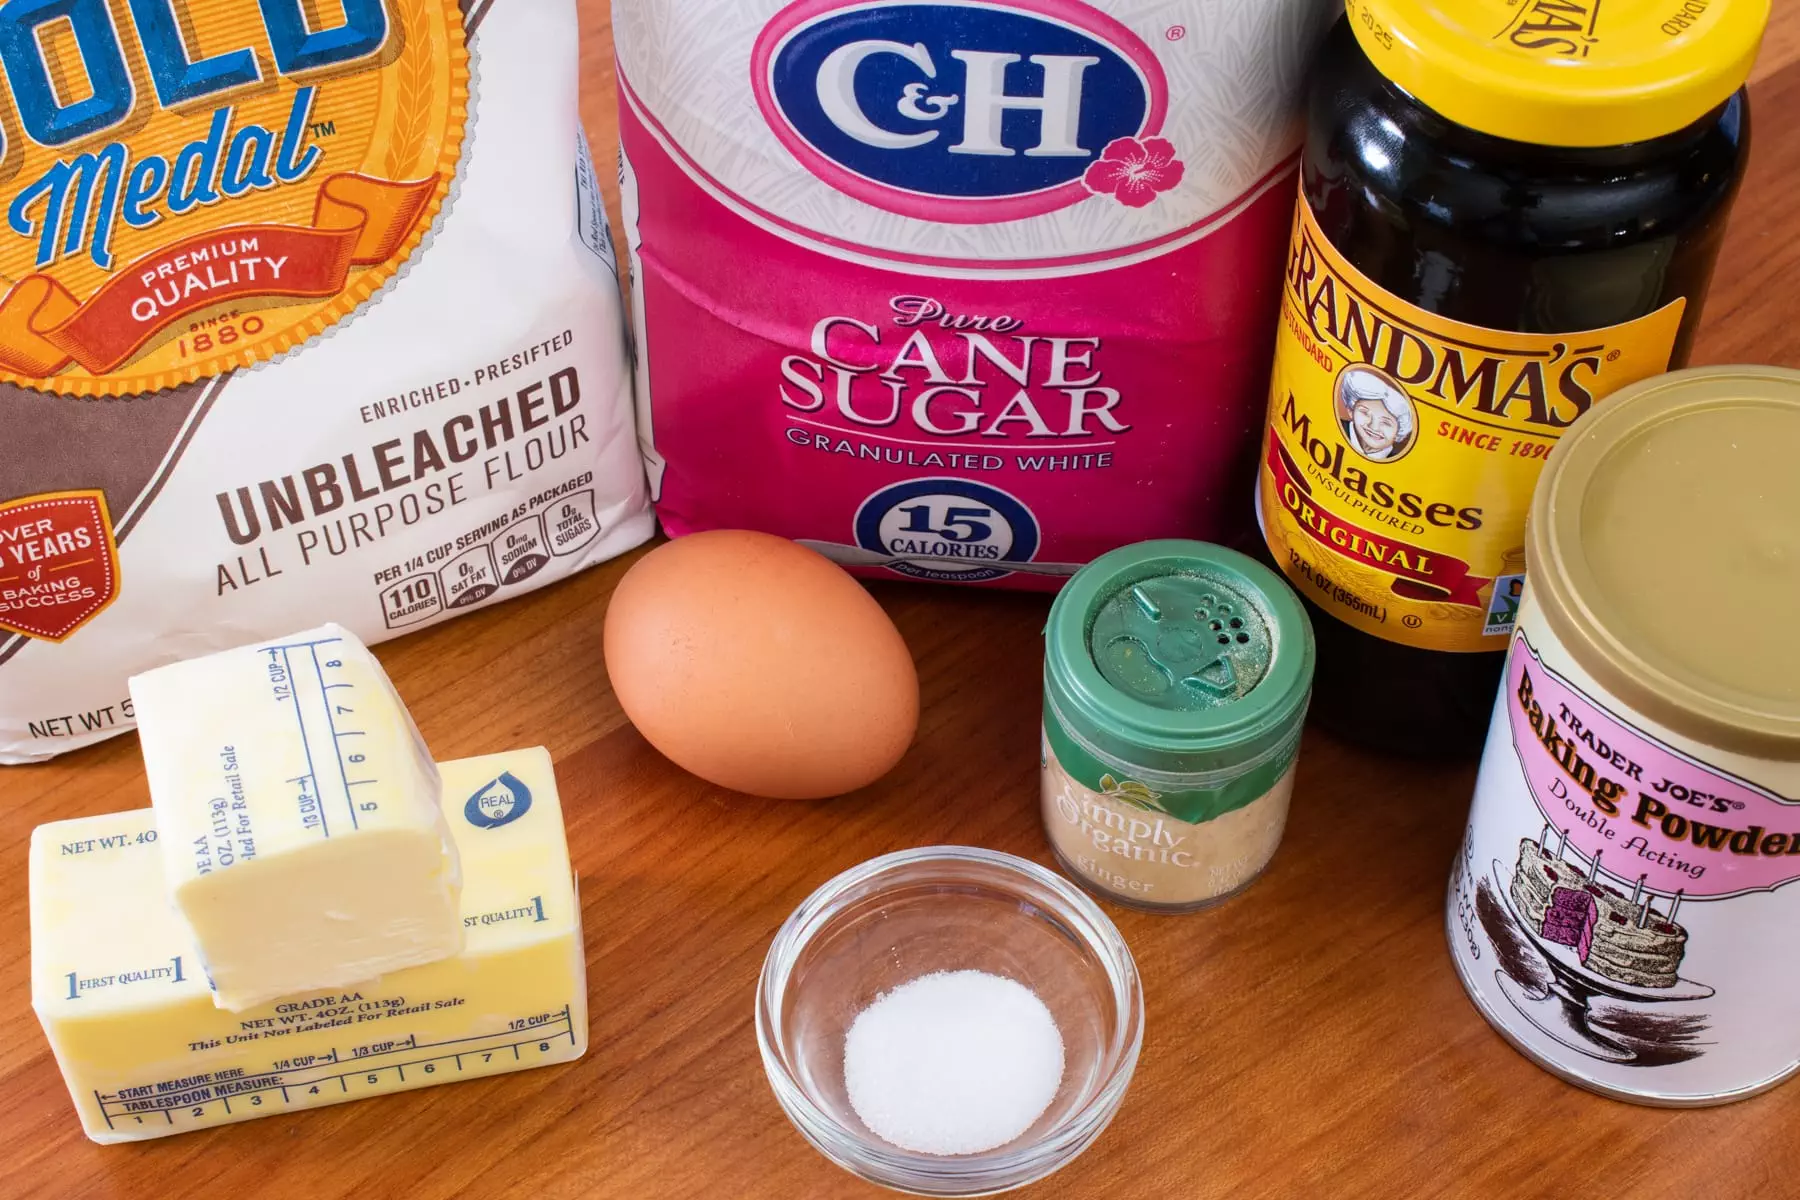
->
<box><xmin>266</xmin><ymin>634</ymin><xmax>377</xmax><ymax>836</ymax></box>
<box><xmin>94</xmin><ymin>1007</ymin><xmax>578</xmax><ymax>1132</ymax></box>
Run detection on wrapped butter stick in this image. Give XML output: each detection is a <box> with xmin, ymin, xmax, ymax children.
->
<box><xmin>129</xmin><ymin>624</ymin><xmax>460</xmax><ymax>1011</ymax></box>
<box><xmin>30</xmin><ymin>748</ymin><xmax>583</xmax><ymax>1143</ymax></box>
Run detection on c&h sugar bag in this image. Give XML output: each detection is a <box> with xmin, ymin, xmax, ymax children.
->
<box><xmin>0</xmin><ymin>0</ymin><xmax>650</xmax><ymax>761</ymax></box>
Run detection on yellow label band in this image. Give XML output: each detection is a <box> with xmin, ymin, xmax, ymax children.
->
<box><xmin>0</xmin><ymin>0</ymin><xmax>469</xmax><ymax>396</ymax></box>
<box><xmin>29</xmin><ymin>748</ymin><xmax>585</xmax><ymax>1144</ymax></box>
<box><xmin>1255</xmin><ymin>197</ymin><xmax>1683</xmax><ymax>652</ymax></box>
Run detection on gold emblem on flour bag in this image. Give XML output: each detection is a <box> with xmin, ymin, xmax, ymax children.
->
<box><xmin>0</xmin><ymin>0</ymin><xmax>468</xmax><ymax>396</ymax></box>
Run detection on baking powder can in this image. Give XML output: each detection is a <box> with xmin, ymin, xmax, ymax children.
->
<box><xmin>1447</xmin><ymin>366</ymin><xmax>1800</xmax><ymax>1105</ymax></box>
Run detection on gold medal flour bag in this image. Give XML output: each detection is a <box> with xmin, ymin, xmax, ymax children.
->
<box><xmin>0</xmin><ymin>0</ymin><xmax>651</xmax><ymax>762</ymax></box>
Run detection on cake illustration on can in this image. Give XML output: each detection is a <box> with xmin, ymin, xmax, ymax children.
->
<box><xmin>1510</xmin><ymin>838</ymin><xmax>1689</xmax><ymax>989</ymax></box>
<box><xmin>1541</xmin><ymin>886</ymin><xmax>1598</xmax><ymax>963</ymax></box>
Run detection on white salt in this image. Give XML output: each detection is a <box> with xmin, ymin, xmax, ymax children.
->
<box><xmin>842</xmin><ymin>969</ymin><xmax>1065</xmax><ymax>1156</ymax></box>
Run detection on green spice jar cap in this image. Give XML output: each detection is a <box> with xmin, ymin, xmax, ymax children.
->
<box><xmin>1045</xmin><ymin>541</ymin><xmax>1315</xmax><ymax>778</ymax></box>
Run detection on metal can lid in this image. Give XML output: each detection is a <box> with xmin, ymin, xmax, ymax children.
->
<box><xmin>1529</xmin><ymin>365</ymin><xmax>1800</xmax><ymax>757</ymax></box>
<box><xmin>1045</xmin><ymin>541</ymin><xmax>1314</xmax><ymax>777</ymax></box>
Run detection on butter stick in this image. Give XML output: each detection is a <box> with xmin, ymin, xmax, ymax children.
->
<box><xmin>30</xmin><ymin>748</ymin><xmax>585</xmax><ymax>1144</ymax></box>
<box><xmin>129</xmin><ymin>623</ymin><xmax>461</xmax><ymax>1011</ymax></box>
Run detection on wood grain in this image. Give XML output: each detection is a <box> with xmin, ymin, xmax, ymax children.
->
<box><xmin>4</xmin><ymin>5</ymin><xmax>1799</xmax><ymax>1199</ymax></box>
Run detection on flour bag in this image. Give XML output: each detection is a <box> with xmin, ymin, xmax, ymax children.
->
<box><xmin>616</xmin><ymin>0</ymin><xmax>1330</xmax><ymax>586</ymax></box>
<box><xmin>0</xmin><ymin>0</ymin><xmax>651</xmax><ymax>762</ymax></box>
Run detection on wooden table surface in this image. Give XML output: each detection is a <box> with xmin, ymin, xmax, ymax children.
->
<box><xmin>6</xmin><ymin>5</ymin><xmax>1800</xmax><ymax>1199</ymax></box>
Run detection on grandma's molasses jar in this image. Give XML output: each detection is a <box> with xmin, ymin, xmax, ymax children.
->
<box><xmin>1254</xmin><ymin>0</ymin><xmax>1767</xmax><ymax>757</ymax></box>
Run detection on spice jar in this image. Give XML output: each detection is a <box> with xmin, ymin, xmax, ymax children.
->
<box><xmin>1254</xmin><ymin>0</ymin><xmax>1767</xmax><ymax>758</ymax></box>
<box><xmin>1041</xmin><ymin>541</ymin><xmax>1314</xmax><ymax>911</ymax></box>
<box><xmin>1447</xmin><ymin>366</ymin><xmax>1800</xmax><ymax>1105</ymax></box>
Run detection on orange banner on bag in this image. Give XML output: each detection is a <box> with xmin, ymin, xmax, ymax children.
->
<box><xmin>0</xmin><ymin>174</ymin><xmax>438</xmax><ymax>377</ymax></box>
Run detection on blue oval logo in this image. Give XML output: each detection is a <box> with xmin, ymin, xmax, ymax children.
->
<box><xmin>753</xmin><ymin>0</ymin><xmax>1168</xmax><ymax>222</ymax></box>
<box><xmin>465</xmin><ymin>771</ymin><xmax>532</xmax><ymax>829</ymax></box>
<box><xmin>853</xmin><ymin>476</ymin><xmax>1040</xmax><ymax>583</ymax></box>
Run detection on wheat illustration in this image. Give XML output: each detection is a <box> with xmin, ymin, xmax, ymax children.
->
<box><xmin>382</xmin><ymin>0</ymin><xmax>438</xmax><ymax>179</ymax></box>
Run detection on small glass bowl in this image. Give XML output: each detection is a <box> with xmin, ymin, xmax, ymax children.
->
<box><xmin>756</xmin><ymin>846</ymin><xmax>1144</xmax><ymax>1197</ymax></box>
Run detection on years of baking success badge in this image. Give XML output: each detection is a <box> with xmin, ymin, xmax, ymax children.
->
<box><xmin>0</xmin><ymin>0</ymin><xmax>469</xmax><ymax>396</ymax></box>
<box><xmin>0</xmin><ymin>491</ymin><xmax>120</xmax><ymax>641</ymax></box>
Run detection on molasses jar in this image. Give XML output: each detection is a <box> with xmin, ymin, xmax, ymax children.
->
<box><xmin>1253</xmin><ymin>0</ymin><xmax>1768</xmax><ymax>757</ymax></box>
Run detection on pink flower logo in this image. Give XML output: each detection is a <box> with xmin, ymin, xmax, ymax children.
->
<box><xmin>1082</xmin><ymin>137</ymin><xmax>1185</xmax><ymax>208</ymax></box>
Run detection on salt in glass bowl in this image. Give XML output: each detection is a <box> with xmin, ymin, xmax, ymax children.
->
<box><xmin>756</xmin><ymin>845</ymin><xmax>1144</xmax><ymax>1196</ymax></box>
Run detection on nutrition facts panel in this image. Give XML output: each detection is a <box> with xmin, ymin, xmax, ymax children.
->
<box><xmin>261</xmin><ymin>633</ymin><xmax>381</xmax><ymax>837</ymax></box>
<box><xmin>95</xmin><ymin>1007</ymin><xmax>578</xmax><ymax>1135</ymax></box>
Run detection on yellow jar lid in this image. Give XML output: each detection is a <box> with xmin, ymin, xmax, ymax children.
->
<box><xmin>1344</xmin><ymin>0</ymin><xmax>1770</xmax><ymax>147</ymax></box>
<box><xmin>1529</xmin><ymin>366</ymin><xmax>1800</xmax><ymax>757</ymax></box>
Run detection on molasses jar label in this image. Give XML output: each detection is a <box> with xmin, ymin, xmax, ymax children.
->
<box><xmin>1254</xmin><ymin>200</ymin><xmax>1684</xmax><ymax>653</ymax></box>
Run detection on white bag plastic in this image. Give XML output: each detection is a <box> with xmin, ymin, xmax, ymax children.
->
<box><xmin>0</xmin><ymin>0</ymin><xmax>650</xmax><ymax>761</ymax></box>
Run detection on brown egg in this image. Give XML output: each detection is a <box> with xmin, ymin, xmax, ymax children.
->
<box><xmin>603</xmin><ymin>531</ymin><xmax>919</xmax><ymax>799</ymax></box>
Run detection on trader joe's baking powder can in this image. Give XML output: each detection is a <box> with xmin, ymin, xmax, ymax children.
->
<box><xmin>1447</xmin><ymin>367</ymin><xmax>1800</xmax><ymax>1106</ymax></box>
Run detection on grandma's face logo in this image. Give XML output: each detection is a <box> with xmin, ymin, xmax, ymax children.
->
<box><xmin>1335</xmin><ymin>366</ymin><xmax>1417</xmax><ymax>464</ymax></box>
<box><xmin>752</xmin><ymin>0</ymin><xmax>1173</xmax><ymax>223</ymax></box>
